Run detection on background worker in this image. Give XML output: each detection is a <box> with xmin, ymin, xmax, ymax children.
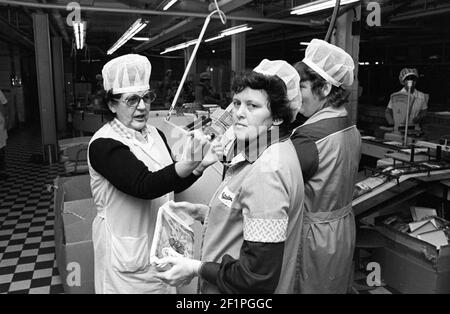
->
<box><xmin>291</xmin><ymin>39</ymin><xmax>361</xmax><ymax>294</ymax></box>
<box><xmin>385</xmin><ymin>68</ymin><xmax>428</xmax><ymax>132</ymax></box>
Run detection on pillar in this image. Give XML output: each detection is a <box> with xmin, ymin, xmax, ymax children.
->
<box><xmin>33</xmin><ymin>13</ymin><xmax>58</xmax><ymax>164</ymax></box>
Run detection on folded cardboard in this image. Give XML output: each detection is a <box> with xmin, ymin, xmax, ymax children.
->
<box><xmin>409</xmin><ymin>218</ymin><xmax>438</xmax><ymax>235</ymax></box>
<box><xmin>54</xmin><ymin>175</ymin><xmax>95</xmax><ymax>294</ymax></box>
<box><xmin>417</xmin><ymin>230</ymin><xmax>449</xmax><ymax>249</ymax></box>
<box><xmin>410</xmin><ymin>207</ymin><xmax>438</xmax><ymax>222</ymax></box>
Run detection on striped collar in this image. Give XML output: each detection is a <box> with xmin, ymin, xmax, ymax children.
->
<box><xmin>110</xmin><ymin>118</ymin><xmax>149</xmax><ymax>144</ymax></box>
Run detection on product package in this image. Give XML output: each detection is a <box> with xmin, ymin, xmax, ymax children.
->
<box><xmin>150</xmin><ymin>202</ymin><xmax>195</xmax><ymax>265</ymax></box>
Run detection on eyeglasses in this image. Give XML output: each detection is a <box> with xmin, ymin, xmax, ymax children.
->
<box><xmin>116</xmin><ymin>91</ymin><xmax>156</xmax><ymax>108</ymax></box>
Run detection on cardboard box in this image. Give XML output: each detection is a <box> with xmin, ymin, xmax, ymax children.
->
<box><xmin>373</xmin><ymin>220</ymin><xmax>450</xmax><ymax>293</ymax></box>
<box><xmin>53</xmin><ymin>175</ymin><xmax>96</xmax><ymax>294</ymax></box>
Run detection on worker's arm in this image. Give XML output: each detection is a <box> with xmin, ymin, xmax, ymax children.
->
<box><xmin>385</xmin><ymin>108</ymin><xmax>394</xmax><ymax>126</ymax></box>
<box><xmin>88</xmin><ymin>138</ymin><xmax>201</xmax><ymax>200</ymax></box>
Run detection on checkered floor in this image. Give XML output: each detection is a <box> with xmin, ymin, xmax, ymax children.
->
<box><xmin>0</xmin><ymin>126</ymin><xmax>65</xmax><ymax>294</ymax></box>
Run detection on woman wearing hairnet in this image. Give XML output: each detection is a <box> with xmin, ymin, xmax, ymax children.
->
<box><xmin>154</xmin><ymin>59</ymin><xmax>305</xmax><ymax>294</ymax></box>
<box><xmin>88</xmin><ymin>54</ymin><xmax>214</xmax><ymax>294</ymax></box>
<box><xmin>291</xmin><ymin>39</ymin><xmax>361</xmax><ymax>294</ymax></box>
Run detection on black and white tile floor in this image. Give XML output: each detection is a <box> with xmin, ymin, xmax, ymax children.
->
<box><xmin>0</xmin><ymin>126</ymin><xmax>64</xmax><ymax>294</ymax></box>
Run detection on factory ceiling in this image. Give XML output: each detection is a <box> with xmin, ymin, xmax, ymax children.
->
<box><xmin>0</xmin><ymin>0</ymin><xmax>449</xmax><ymax>62</ymax></box>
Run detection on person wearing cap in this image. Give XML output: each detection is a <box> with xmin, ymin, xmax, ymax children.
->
<box><xmin>290</xmin><ymin>39</ymin><xmax>361</xmax><ymax>294</ymax></box>
<box><xmin>154</xmin><ymin>60</ymin><xmax>304</xmax><ymax>294</ymax></box>
<box><xmin>87</xmin><ymin>54</ymin><xmax>215</xmax><ymax>294</ymax></box>
<box><xmin>385</xmin><ymin>68</ymin><xmax>428</xmax><ymax>132</ymax></box>
<box><xmin>195</xmin><ymin>71</ymin><xmax>221</xmax><ymax>106</ymax></box>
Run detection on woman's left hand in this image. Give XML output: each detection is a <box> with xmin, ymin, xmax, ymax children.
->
<box><xmin>194</xmin><ymin>139</ymin><xmax>224</xmax><ymax>174</ymax></box>
<box><xmin>154</xmin><ymin>256</ymin><xmax>202</xmax><ymax>287</ymax></box>
<box><xmin>184</xmin><ymin>130</ymin><xmax>211</xmax><ymax>162</ymax></box>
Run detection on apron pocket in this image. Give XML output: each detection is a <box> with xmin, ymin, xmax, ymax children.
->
<box><xmin>111</xmin><ymin>234</ymin><xmax>150</xmax><ymax>273</ymax></box>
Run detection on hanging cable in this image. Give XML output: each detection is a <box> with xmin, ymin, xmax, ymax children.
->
<box><xmin>324</xmin><ymin>0</ymin><xmax>341</xmax><ymax>42</ymax></box>
<box><xmin>166</xmin><ymin>0</ymin><xmax>226</xmax><ymax>120</ymax></box>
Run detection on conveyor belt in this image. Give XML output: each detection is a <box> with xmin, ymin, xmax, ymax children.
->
<box><xmin>353</xmin><ymin>169</ymin><xmax>450</xmax><ymax>216</ymax></box>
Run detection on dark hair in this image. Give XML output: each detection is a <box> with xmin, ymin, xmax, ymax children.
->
<box><xmin>101</xmin><ymin>89</ymin><xmax>122</xmax><ymax>121</ymax></box>
<box><xmin>294</xmin><ymin>61</ymin><xmax>349</xmax><ymax>108</ymax></box>
<box><xmin>231</xmin><ymin>71</ymin><xmax>291</xmax><ymax>128</ymax></box>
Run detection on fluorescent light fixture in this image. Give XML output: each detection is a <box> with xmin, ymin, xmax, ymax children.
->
<box><xmin>300</xmin><ymin>42</ymin><xmax>310</xmax><ymax>46</ymax></box>
<box><xmin>160</xmin><ymin>39</ymin><xmax>198</xmax><ymax>55</ymax></box>
<box><xmin>73</xmin><ymin>21</ymin><xmax>86</xmax><ymax>50</ymax></box>
<box><xmin>205</xmin><ymin>34</ymin><xmax>225</xmax><ymax>42</ymax></box>
<box><xmin>132</xmin><ymin>37</ymin><xmax>150</xmax><ymax>41</ymax></box>
<box><xmin>291</xmin><ymin>0</ymin><xmax>360</xmax><ymax>16</ymax></box>
<box><xmin>205</xmin><ymin>24</ymin><xmax>252</xmax><ymax>43</ymax></box>
<box><xmin>107</xmin><ymin>18</ymin><xmax>148</xmax><ymax>55</ymax></box>
<box><xmin>221</xmin><ymin>24</ymin><xmax>253</xmax><ymax>36</ymax></box>
<box><xmin>163</xmin><ymin>0</ymin><xmax>178</xmax><ymax>11</ymax></box>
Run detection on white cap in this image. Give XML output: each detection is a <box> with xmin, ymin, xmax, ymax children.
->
<box><xmin>302</xmin><ymin>39</ymin><xmax>354</xmax><ymax>87</ymax></box>
<box><xmin>102</xmin><ymin>54</ymin><xmax>151</xmax><ymax>94</ymax></box>
<box><xmin>253</xmin><ymin>59</ymin><xmax>302</xmax><ymax>122</ymax></box>
<box><xmin>399</xmin><ymin>68</ymin><xmax>419</xmax><ymax>84</ymax></box>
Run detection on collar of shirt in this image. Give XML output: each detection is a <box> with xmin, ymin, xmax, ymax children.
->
<box><xmin>400</xmin><ymin>87</ymin><xmax>419</xmax><ymax>97</ymax></box>
<box><xmin>228</xmin><ymin>127</ymin><xmax>292</xmax><ymax>165</ymax></box>
<box><xmin>110</xmin><ymin>118</ymin><xmax>150</xmax><ymax>145</ymax></box>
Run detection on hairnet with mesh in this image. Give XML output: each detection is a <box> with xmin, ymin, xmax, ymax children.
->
<box><xmin>399</xmin><ymin>68</ymin><xmax>419</xmax><ymax>84</ymax></box>
<box><xmin>102</xmin><ymin>54</ymin><xmax>151</xmax><ymax>94</ymax></box>
<box><xmin>253</xmin><ymin>59</ymin><xmax>302</xmax><ymax>122</ymax></box>
<box><xmin>302</xmin><ymin>39</ymin><xmax>355</xmax><ymax>88</ymax></box>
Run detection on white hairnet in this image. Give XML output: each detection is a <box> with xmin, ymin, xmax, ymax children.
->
<box><xmin>102</xmin><ymin>54</ymin><xmax>151</xmax><ymax>94</ymax></box>
<box><xmin>399</xmin><ymin>68</ymin><xmax>419</xmax><ymax>84</ymax></box>
<box><xmin>302</xmin><ymin>39</ymin><xmax>355</xmax><ymax>88</ymax></box>
<box><xmin>253</xmin><ymin>59</ymin><xmax>302</xmax><ymax>122</ymax></box>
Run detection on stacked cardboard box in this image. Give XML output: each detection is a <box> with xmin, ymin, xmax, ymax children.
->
<box><xmin>58</xmin><ymin>137</ymin><xmax>91</xmax><ymax>175</ymax></box>
<box><xmin>53</xmin><ymin>175</ymin><xmax>95</xmax><ymax>294</ymax></box>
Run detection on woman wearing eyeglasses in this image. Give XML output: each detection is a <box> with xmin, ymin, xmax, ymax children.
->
<box><xmin>87</xmin><ymin>54</ymin><xmax>214</xmax><ymax>294</ymax></box>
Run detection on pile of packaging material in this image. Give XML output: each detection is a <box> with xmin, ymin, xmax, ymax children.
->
<box><xmin>382</xmin><ymin>206</ymin><xmax>450</xmax><ymax>249</ymax></box>
<box><xmin>58</xmin><ymin>137</ymin><xmax>91</xmax><ymax>175</ymax></box>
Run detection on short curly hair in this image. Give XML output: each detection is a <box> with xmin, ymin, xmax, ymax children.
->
<box><xmin>294</xmin><ymin>61</ymin><xmax>349</xmax><ymax>108</ymax></box>
<box><xmin>231</xmin><ymin>71</ymin><xmax>291</xmax><ymax>127</ymax></box>
<box><xmin>101</xmin><ymin>89</ymin><xmax>122</xmax><ymax>121</ymax></box>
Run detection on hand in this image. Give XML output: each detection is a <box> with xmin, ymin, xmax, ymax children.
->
<box><xmin>169</xmin><ymin>200</ymin><xmax>208</xmax><ymax>222</ymax></box>
<box><xmin>183</xmin><ymin>129</ymin><xmax>210</xmax><ymax>163</ymax></box>
<box><xmin>195</xmin><ymin>139</ymin><xmax>224</xmax><ymax>174</ymax></box>
<box><xmin>175</xmin><ymin>130</ymin><xmax>211</xmax><ymax>178</ymax></box>
<box><xmin>154</xmin><ymin>256</ymin><xmax>202</xmax><ymax>287</ymax></box>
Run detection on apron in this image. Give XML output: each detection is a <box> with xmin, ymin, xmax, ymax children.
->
<box><xmin>89</xmin><ymin>122</ymin><xmax>175</xmax><ymax>294</ymax></box>
<box><xmin>295</xmin><ymin>107</ymin><xmax>361</xmax><ymax>294</ymax></box>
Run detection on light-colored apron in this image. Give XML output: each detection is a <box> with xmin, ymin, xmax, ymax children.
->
<box><xmin>90</xmin><ymin>124</ymin><xmax>176</xmax><ymax>294</ymax></box>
